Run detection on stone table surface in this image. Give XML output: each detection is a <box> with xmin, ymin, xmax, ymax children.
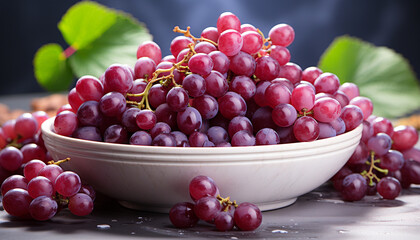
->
<box><xmin>1</xmin><ymin>184</ymin><xmax>420</xmax><ymax>240</ymax></box>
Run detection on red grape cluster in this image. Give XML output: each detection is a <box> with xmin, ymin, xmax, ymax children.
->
<box><xmin>52</xmin><ymin>11</ymin><xmax>420</xmax><ymax>204</ymax></box>
<box><xmin>332</xmin><ymin>120</ymin><xmax>420</xmax><ymax>201</ymax></box>
<box><xmin>169</xmin><ymin>175</ymin><xmax>262</xmax><ymax>231</ymax></box>
<box><xmin>0</xmin><ymin>111</ymin><xmax>95</xmax><ymax>220</ymax></box>
<box><xmin>1</xmin><ymin>111</ymin><xmax>51</xmax><ymax>183</ymax></box>
<box><xmin>56</xmin><ymin>12</ymin><xmax>368</xmax><ymax>147</ymax></box>
<box><xmin>1</xmin><ymin>159</ymin><xmax>95</xmax><ymax>220</ymax></box>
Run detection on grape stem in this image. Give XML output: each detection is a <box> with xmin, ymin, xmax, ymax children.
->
<box><xmin>48</xmin><ymin>157</ymin><xmax>70</xmax><ymax>165</ymax></box>
<box><xmin>126</xmin><ymin>42</ymin><xmax>197</xmax><ymax>111</ymax></box>
<box><xmin>361</xmin><ymin>151</ymin><xmax>389</xmax><ymax>186</ymax></box>
<box><xmin>257</xmin><ymin>29</ymin><xmax>272</xmax><ymax>50</ymax></box>
<box><xmin>217</xmin><ymin>194</ymin><xmax>238</xmax><ymax>212</ymax></box>
<box><xmin>126</xmin><ymin>26</ymin><xmax>217</xmax><ymax>111</ymax></box>
<box><xmin>173</xmin><ymin>26</ymin><xmax>218</xmax><ymax>47</ymax></box>
<box><xmin>62</xmin><ymin>46</ymin><xmax>77</xmax><ymax>59</ymax></box>
<box><xmin>297</xmin><ymin>109</ymin><xmax>313</xmax><ymax>117</ymax></box>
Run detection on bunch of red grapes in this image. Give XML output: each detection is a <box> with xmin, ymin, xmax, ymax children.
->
<box><xmin>170</xmin><ymin>176</ymin><xmax>262</xmax><ymax>231</ymax></box>
<box><xmin>0</xmin><ymin>111</ymin><xmax>95</xmax><ymax>220</ymax></box>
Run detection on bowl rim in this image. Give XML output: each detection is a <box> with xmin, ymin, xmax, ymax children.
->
<box><xmin>42</xmin><ymin>117</ymin><xmax>362</xmax><ymax>155</ymax></box>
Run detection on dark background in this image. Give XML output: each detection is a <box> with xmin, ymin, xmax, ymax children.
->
<box><xmin>1</xmin><ymin>0</ymin><xmax>419</xmax><ymax>96</ymax></box>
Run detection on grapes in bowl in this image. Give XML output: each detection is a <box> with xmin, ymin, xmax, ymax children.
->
<box><xmin>42</xmin><ymin>117</ymin><xmax>362</xmax><ymax>213</ymax></box>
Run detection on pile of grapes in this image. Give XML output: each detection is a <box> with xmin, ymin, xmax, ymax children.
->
<box><xmin>170</xmin><ymin>175</ymin><xmax>262</xmax><ymax>231</ymax></box>
<box><xmin>1</xmin><ymin>11</ymin><xmax>420</xmax><ymax>230</ymax></box>
<box><xmin>0</xmin><ymin>111</ymin><xmax>95</xmax><ymax>220</ymax></box>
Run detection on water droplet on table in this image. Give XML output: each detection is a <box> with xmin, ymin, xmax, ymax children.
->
<box><xmin>97</xmin><ymin>224</ymin><xmax>111</xmax><ymax>230</ymax></box>
<box><xmin>272</xmin><ymin>229</ymin><xmax>288</xmax><ymax>233</ymax></box>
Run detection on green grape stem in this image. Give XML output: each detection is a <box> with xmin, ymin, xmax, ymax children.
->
<box><xmin>217</xmin><ymin>194</ymin><xmax>238</xmax><ymax>212</ymax></box>
<box><xmin>126</xmin><ymin>26</ymin><xmax>215</xmax><ymax>111</ymax></box>
<box><xmin>48</xmin><ymin>157</ymin><xmax>70</xmax><ymax>166</ymax></box>
<box><xmin>361</xmin><ymin>151</ymin><xmax>389</xmax><ymax>186</ymax></box>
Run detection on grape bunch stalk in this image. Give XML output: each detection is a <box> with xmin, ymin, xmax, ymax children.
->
<box><xmin>169</xmin><ymin>175</ymin><xmax>262</xmax><ymax>231</ymax></box>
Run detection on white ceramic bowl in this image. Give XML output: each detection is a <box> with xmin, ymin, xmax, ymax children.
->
<box><xmin>42</xmin><ymin>117</ymin><xmax>362</xmax><ymax>213</ymax></box>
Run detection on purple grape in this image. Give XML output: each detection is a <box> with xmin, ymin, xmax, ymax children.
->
<box><xmin>256</xmin><ymin>128</ymin><xmax>280</xmax><ymax>145</ymax></box>
<box><xmin>234</xmin><ymin>202</ymin><xmax>262</xmax><ymax>231</ymax></box>
<box><xmin>155</xmin><ymin>103</ymin><xmax>178</xmax><ymax>129</ymax></box>
<box><xmin>150</xmin><ymin>122</ymin><xmax>171</xmax><ymax>139</ymax></box>
<box><xmin>194</xmin><ymin>41</ymin><xmax>217</xmax><ymax>54</ymax></box>
<box><xmin>340</xmin><ymin>173</ymin><xmax>367</xmax><ymax>201</ymax></box>
<box><xmin>188</xmin><ymin>53</ymin><xmax>214</xmax><ymax>76</ymax></box>
<box><xmin>170</xmin><ymin>131</ymin><xmax>189</xmax><ymax>147</ymax></box>
<box><xmin>2</xmin><ymin>188</ymin><xmax>32</xmax><ymax>217</ymax></box>
<box><xmin>99</xmin><ymin>92</ymin><xmax>127</xmax><ymax>117</ymax></box>
<box><xmin>169</xmin><ymin>202</ymin><xmax>199</xmax><ymax>228</ymax></box>
<box><xmin>189</xmin><ymin>175</ymin><xmax>219</xmax><ymax>201</ymax></box>
<box><xmin>293</xmin><ymin>116</ymin><xmax>320</xmax><ymax>142</ymax></box>
<box><xmin>367</xmin><ymin>133</ymin><xmax>392</xmax><ymax>156</ymax></box>
<box><xmin>54</xmin><ymin>111</ymin><xmax>78</xmax><ymax>136</ymax></box>
<box><xmin>231</xmin><ymin>130</ymin><xmax>256</xmax><ymax>146</ymax></box>
<box><xmin>229</xmin><ymin>51</ymin><xmax>256</xmax><ymax>77</ymax></box>
<box><xmin>104</xmin><ymin>124</ymin><xmax>128</xmax><ymax>144</ymax></box>
<box><xmin>136</xmin><ymin>110</ymin><xmax>157</xmax><ymax>130</ymax></box>
<box><xmin>377</xmin><ymin>177</ymin><xmax>401</xmax><ymax>200</ymax></box>
<box><xmin>166</xmin><ymin>87</ymin><xmax>189</xmax><ymax>112</ymax></box>
<box><xmin>121</xmin><ymin>107</ymin><xmax>141</xmax><ymax>132</ymax></box>
<box><xmin>192</xmin><ymin>94</ymin><xmax>219</xmax><ymax>120</ymax></box>
<box><xmin>77</xmin><ymin>101</ymin><xmax>103</xmax><ymax>127</ymax></box>
<box><xmin>103</xmin><ymin>64</ymin><xmax>133</xmax><ymax>94</ymax></box>
<box><xmin>194</xmin><ymin>196</ymin><xmax>222</xmax><ymax>221</ymax></box>
<box><xmin>272</xmin><ymin>103</ymin><xmax>297</xmax><ymax>127</ymax></box>
<box><xmin>0</xmin><ymin>146</ymin><xmax>23</xmax><ymax>172</ymax></box>
<box><xmin>218</xmin><ymin>91</ymin><xmax>247</xmax><ymax>120</ymax></box>
<box><xmin>207</xmin><ymin>126</ymin><xmax>229</xmax><ymax>145</ymax></box>
<box><xmin>152</xmin><ymin>133</ymin><xmax>176</xmax><ymax>147</ymax></box>
<box><xmin>229</xmin><ymin>75</ymin><xmax>256</xmax><ymax>101</ymax></box>
<box><xmin>68</xmin><ymin>193</ymin><xmax>94</xmax><ymax>216</ymax></box>
<box><xmin>1</xmin><ymin>175</ymin><xmax>28</xmax><ymax>195</ymax></box>
<box><xmin>72</xmin><ymin>126</ymin><xmax>102</xmax><ymax>142</ymax></box>
<box><xmin>177</xmin><ymin>107</ymin><xmax>203</xmax><ymax>135</ymax></box>
<box><xmin>208</xmin><ymin>51</ymin><xmax>230</xmax><ymax>74</ymax></box>
<box><xmin>182</xmin><ymin>74</ymin><xmax>206</xmax><ymax>98</ymax></box>
<box><xmin>205</xmin><ymin>71</ymin><xmax>229</xmax><ymax>98</ymax></box>
<box><xmin>130</xmin><ymin>131</ymin><xmax>152</xmax><ymax>146</ymax></box>
<box><xmin>75</xmin><ymin>75</ymin><xmax>104</xmax><ymax>102</ymax></box>
<box><xmin>29</xmin><ymin>196</ymin><xmax>58</xmax><ymax>221</ymax></box>
<box><xmin>134</xmin><ymin>57</ymin><xmax>156</xmax><ymax>79</ymax></box>
<box><xmin>188</xmin><ymin>132</ymin><xmax>209</xmax><ymax>147</ymax></box>
<box><xmin>254</xmin><ymin>56</ymin><xmax>280</xmax><ymax>81</ymax></box>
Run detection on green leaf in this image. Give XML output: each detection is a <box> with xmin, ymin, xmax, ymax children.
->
<box><xmin>33</xmin><ymin>43</ymin><xmax>73</xmax><ymax>92</ymax></box>
<box><xmin>68</xmin><ymin>13</ymin><xmax>152</xmax><ymax>77</ymax></box>
<box><xmin>58</xmin><ymin>1</ymin><xmax>117</xmax><ymax>50</ymax></box>
<box><xmin>318</xmin><ymin>36</ymin><xmax>420</xmax><ymax>118</ymax></box>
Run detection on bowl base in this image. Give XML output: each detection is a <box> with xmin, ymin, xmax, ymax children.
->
<box><xmin>118</xmin><ymin>198</ymin><xmax>297</xmax><ymax>213</ymax></box>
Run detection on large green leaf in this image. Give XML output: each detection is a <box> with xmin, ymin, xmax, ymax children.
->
<box><xmin>33</xmin><ymin>2</ymin><xmax>151</xmax><ymax>92</ymax></box>
<box><xmin>318</xmin><ymin>36</ymin><xmax>420</xmax><ymax>118</ymax></box>
<box><xmin>58</xmin><ymin>1</ymin><xmax>117</xmax><ymax>50</ymax></box>
<box><xmin>69</xmin><ymin>13</ymin><xmax>151</xmax><ymax>77</ymax></box>
<box><xmin>33</xmin><ymin>43</ymin><xmax>73</xmax><ymax>91</ymax></box>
